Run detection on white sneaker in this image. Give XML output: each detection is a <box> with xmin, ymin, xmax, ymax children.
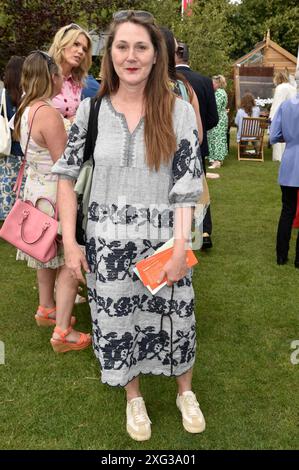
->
<box><xmin>208</xmin><ymin>161</ymin><xmax>221</xmax><ymax>169</ymax></box>
<box><xmin>126</xmin><ymin>397</ymin><xmax>152</xmax><ymax>441</ymax></box>
<box><xmin>176</xmin><ymin>391</ymin><xmax>206</xmax><ymax>433</ymax></box>
<box><xmin>206</xmin><ymin>172</ymin><xmax>220</xmax><ymax>179</ymax></box>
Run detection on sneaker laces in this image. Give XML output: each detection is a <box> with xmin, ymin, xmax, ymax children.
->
<box><xmin>184</xmin><ymin>394</ymin><xmax>201</xmax><ymax>418</ymax></box>
<box><xmin>131</xmin><ymin>399</ymin><xmax>150</xmax><ymax>424</ymax></box>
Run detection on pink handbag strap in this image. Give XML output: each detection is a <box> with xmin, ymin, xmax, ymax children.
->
<box><xmin>35</xmin><ymin>196</ymin><xmax>58</xmax><ymax>220</ymax></box>
<box><xmin>19</xmin><ymin>208</ymin><xmax>55</xmax><ymax>245</ymax></box>
<box><xmin>13</xmin><ymin>103</ymin><xmax>48</xmax><ymax>198</ymax></box>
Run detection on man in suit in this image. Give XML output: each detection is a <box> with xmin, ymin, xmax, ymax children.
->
<box><xmin>175</xmin><ymin>42</ymin><xmax>218</xmax><ymax>249</ymax></box>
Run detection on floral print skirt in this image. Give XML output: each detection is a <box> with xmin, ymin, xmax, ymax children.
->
<box><xmin>0</xmin><ymin>155</ymin><xmax>24</xmax><ymax>220</ymax></box>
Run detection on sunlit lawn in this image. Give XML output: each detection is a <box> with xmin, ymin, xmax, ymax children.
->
<box><xmin>0</xmin><ymin>133</ymin><xmax>298</xmax><ymax>449</ymax></box>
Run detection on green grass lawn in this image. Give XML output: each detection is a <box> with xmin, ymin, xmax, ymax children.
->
<box><xmin>0</xmin><ymin>135</ymin><xmax>298</xmax><ymax>450</ymax></box>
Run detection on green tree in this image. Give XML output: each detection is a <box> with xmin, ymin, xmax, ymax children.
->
<box><xmin>228</xmin><ymin>0</ymin><xmax>299</xmax><ymax>59</ymax></box>
<box><xmin>138</xmin><ymin>0</ymin><xmax>233</xmax><ymax>77</ymax></box>
<box><xmin>175</xmin><ymin>0</ymin><xmax>233</xmax><ymax>76</ymax></box>
<box><xmin>0</xmin><ymin>0</ymin><xmax>140</xmax><ymax>75</ymax></box>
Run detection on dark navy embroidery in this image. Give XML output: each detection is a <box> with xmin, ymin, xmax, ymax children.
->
<box><xmin>177</xmin><ymin>276</ymin><xmax>192</xmax><ymax>288</ymax></box>
<box><xmin>89</xmin><ymin>202</ymin><xmax>99</xmax><ymax>222</ymax></box>
<box><xmin>148</xmin><ymin>296</ymin><xmax>167</xmax><ymax>315</ymax></box>
<box><xmin>89</xmin><ymin>296</ymin><xmax>195</xmax><ymax>373</ymax></box>
<box><xmin>174</xmin><ymin>325</ymin><xmax>196</xmax><ymax>364</ymax></box>
<box><xmin>102</xmin><ymin>331</ymin><xmax>134</xmax><ymax>370</ymax></box>
<box><xmin>114</xmin><ymin>297</ymin><xmax>133</xmax><ymax>317</ymax></box>
<box><xmin>137</xmin><ymin>327</ymin><xmax>170</xmax><ymax>361</ymax></box>
<box><xmin>172</xmin><ymin>138</ymin><xmax>193</xmax><ymax>183</ymax></box>
<box><xmin>88</xmin><ymin>290</ymin><xmax>193</xmax><ymax>320</ymax></box>
<box><xmin>65</xmin><ymin>123</ymin><xmax>84</xmax><ymax>167</ymax></box>
<box><xmin>87</xmin><ymin>203</ymin><xmax>173</xmax><ymax>229</ymax></box>
<box><xmin>86</xmin><ymin>237</ymin><xmax>97</xmax><ymax>270</ymax></box>
<box><xmin>97</xmin><ymin>239</ymin><xmax>137</xmax><ymax>281</ymax></box>
<box><xmin>172</xmin><ymin>136</ymin><xmax>203</xmax><ymax>183</ymax></box>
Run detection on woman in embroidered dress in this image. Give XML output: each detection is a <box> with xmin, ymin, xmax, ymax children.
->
<box><xmin>13</xmin><ymin>51</ymin><xmax>91</xmax><ymax>351</ymax></box>
<box><xmin>53</xmin><ymin>11</ymin><xmax>206</xmax><ymax>441</ymax></box>
<box><xmin>48</xmin><ymin>23</ymin><xmax>92</xmax><ymax>126</ymax></box>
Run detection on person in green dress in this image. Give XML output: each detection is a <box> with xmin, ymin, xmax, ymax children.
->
<box><xmin>207</xmin><ymin>75</ymin><xmax>228</xmax><ymax>169</ymax></box>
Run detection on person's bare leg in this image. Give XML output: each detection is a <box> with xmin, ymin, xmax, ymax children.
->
<box><xmin>125</xmin><ymin>377</ymin><xmax>141</xmax><ymax>401</ymax></box>
<box><xmin>53</xmin><ymin>265</ymin><xmax>79</xmax><ymax>341</ymax></box>
<box><xmin>176</xmin><ymin>368</ymin><xmax>193</xmax><ymax>395</ymax></box>
<box><xmin>36</xmin><ymin>268</ymin><xmax>56</xmax><ymax>311</ymax></box>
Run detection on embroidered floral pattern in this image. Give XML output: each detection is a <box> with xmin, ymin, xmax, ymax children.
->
<box><xmin>90</xmin><ymin>315</ymin><xmax>195</xmax><ymax>373</ymax></box>
<box><xmin>87</xmin><ymin>290</ymin><xmax>193</xmax><ymax>319</ymax></box>
<box><xmin>88</xmin><ymin>202</ymin><xmax>173</xmax><ymax>229</ymax></box>
<box><xmin>172</xmin><ymin>138</ymin><xmax>203</xmax><ymax>183</ymax></box>
<box><xmin>65</xmin><ymin>123</ymin><xmax>85</xmax><ymax>167</ymax></box>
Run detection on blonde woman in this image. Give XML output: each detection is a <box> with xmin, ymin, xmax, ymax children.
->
<box><xmin>49</xmin><ymin>23</ymin><xmax>92</xmax><ymax>124</ymax></box>
<box><xmin>53</xmin><ymin>10</ymin><xmax>206</xmax><ymax>441</ymax></box>
<box><xmin>13</xmin><ymin>51</ymin><xmax>91</xmax><ymax>352</ymax></box>
<box><xmin>207</xmin><ymin>74</ymin><xmax>228</xmax><ymax>169</ymax></box>
<box><xmin>269</xmin><ymin>70</ymin><xmax>297</xmax><ymax>162</ymax></box>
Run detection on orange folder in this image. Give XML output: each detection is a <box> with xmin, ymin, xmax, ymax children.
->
<box><xmin>135</xmin><ymin>245</ymin><xmax>198</xmax><ymax>292</ymax></box>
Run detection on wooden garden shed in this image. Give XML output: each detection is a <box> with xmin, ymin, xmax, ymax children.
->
<box><xmin>233</xmin><ymin>31</ymin><xmax>297</xmax><ymax>110</ymax></box>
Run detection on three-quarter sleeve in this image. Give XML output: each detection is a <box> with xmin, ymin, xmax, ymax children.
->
<box><xmin>270</xmin><ymin>104</ymin><xmax>284</xmax><ymax>144</ymax></box>
<box><xmin>52</xmin><ymin>98</ymin><xmax>90</xmax><ymax>180</ymax></box>
<box><xmin>169</xmin><ymin>100</ymin><xmax>203</xmax><ymax>206</ymax></box>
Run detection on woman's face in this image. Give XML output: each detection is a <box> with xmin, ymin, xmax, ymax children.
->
<box><xmin>111</xmin><ymin>22</ymin><xmax>156</xmax><ymax>89</ymax></box>
<box><xmin>62</xmin><ymin>33</ymin><xmax>88</xmax><ymax>71</ymax></box>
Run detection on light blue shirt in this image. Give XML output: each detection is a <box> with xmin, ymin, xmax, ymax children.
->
<box><xmin>234</xmin><ymin>106</ymin><xmax>260</xmax><ymax>142</ymax></box>
<box><xmin>270</xmin><ymin>94</ymin><xmax>299</xmax><ymax>187</ymax></box>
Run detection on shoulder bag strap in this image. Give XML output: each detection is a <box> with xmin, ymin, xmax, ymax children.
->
<box><xmin>83</xmin><ymin>96</ymin><xmax>102</xmax><ymax>165</ymax></box>
<box><xmin>13</xmin><ymin>103</ymin><xmax>48</xmax><ymax>198</ymax></box>
<box><xmin>0</xmin><ymin>89</ymin><xmax>8</xmax><ymax>120</ymax></box>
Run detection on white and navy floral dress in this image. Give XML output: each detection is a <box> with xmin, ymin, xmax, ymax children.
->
<box><xmin>52</xmin><ymin>96</ymin><xmax>203</xmax><ymax>387</ymax></box>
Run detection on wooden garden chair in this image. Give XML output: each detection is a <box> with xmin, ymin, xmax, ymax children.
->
<box><xmin>237</xmin><ymin>117</ymin><xmax>268</xmax><ymax>161</ymax></box>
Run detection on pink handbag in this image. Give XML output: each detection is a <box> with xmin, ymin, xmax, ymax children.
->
<box><xmin>0</xmin><ymin>104</ymin><xmax>59</xmax><ymax>263</ymax></box>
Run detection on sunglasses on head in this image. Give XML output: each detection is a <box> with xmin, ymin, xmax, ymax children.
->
<box><xmin>113</xmin><ymin>10</ymin><xmax>154</xmax><ymax>23</ymax></box>
<box><xmin>62</xmin><ymin>23</ymin><xmax>82</xmax><ymax>38</ymax></box>
<box><xmin>29</xmin><ymin>50</ymin><xmax>55</xmax><ymax>68</ymax></box>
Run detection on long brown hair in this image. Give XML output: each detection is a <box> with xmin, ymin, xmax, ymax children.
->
<box><xmin>14</xmin><ymin>52</ymin><xmax>60</xmax><ymax>140</ymax></box>
<box><xmin>240</xmin><ymin>92</ymin><xmax>256</xmax><ymax>116</ymax></box>
<box><xmin>4</xmin><ymin>56</ymin><xmax>25</xmax><ymax>107</ymax></box>
<box><xmin>99</xmin><ymin>13</ymin><xmax>177</xmax><ymax>171</ymax></box>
